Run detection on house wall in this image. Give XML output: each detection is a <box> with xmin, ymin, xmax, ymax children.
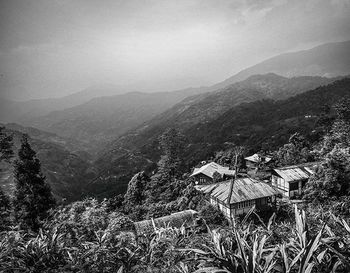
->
<box><xmin>194</xmin><ymin>173</ymin><xmax>213</xmax><ymax>185</ymax></box>
<box><xmin>271</xmin><ymin>175</ymin><xmax>289</xmax><ymax>197</ymax></box>
<box><xmin>271</xmin><ymin>174</ymin><xmax>307</xmax><ymax>198</ymax></box>
<box><xmin>210</xmin><ymin>196</ymin><xmax>276</xmax><ymax>218</ymax></box>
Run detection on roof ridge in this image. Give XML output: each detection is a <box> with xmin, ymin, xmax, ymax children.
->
<box><xmin>274</xmin><ymin>161</ymin><xmax>320</xmax><ymax>170</ymax></box>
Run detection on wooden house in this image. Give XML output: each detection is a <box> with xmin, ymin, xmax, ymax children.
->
<box><xmin>271</xmin><ymin>162</ymin><xmax>319</xmax><ymax>198</ymax></box>
<box><xmin>195</xmin><ymin>177</ymin><xmax>279</xmax><ymax>217</ymax></box>
<box><xmin>244</xmin><ymin>153</ymin><xmax>272</xmax><ymax>170</ymax></box>
<box><xmin>190</xmin><ymin>162</ymin><xmax>235</xmax><ymax>184</ymax></box>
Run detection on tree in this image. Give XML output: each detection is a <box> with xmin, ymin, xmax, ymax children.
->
<box><xmin>212</xmin><ymin>171</ymin><xmax>222</xmax><ymax>183</ymax></box>
<box><xmin>0</xmin><ymin>187</ymin><xmax>11</xmax><ymax>231</ymax></box>
<box><xmin>0</xmin><ymin>127</ymin><xmax>13</xmax><ymax>163</ymax></box>
<box><xmin>123</xmin><ymin>172</ymin><xmax>149</xmax><ymax>211</ymax></box>
<box><xmin>13</xmin><ymin>135</ymin><xmax>56</xmax><ymax>230</ymax></box>
<box><xmin>214</xmin><ymin>146</ymin><xmax>246</xmax><ymax>171</ymax></box>
<box><xmin>315</xmin><ymin>104</ymin><xmax>333</xmax><ymax>134</ymax></box>
<box><xmin>157</xmin><ymin>128</ymin><xmax>186</xmax><ymax>178</ymax></box>
<box><xmin>0</xmin><ymin>127</ymin><xmax>13</xmax><ymax>230</ymax></box>
<box><xmin>146</xmin><ymin>128</ymin><xmax>186</xmax><ymax>203</ymax></box>
<box><xmin>199</xmin><ymin>203</ymin><xmax>228</xmax><ymax>226</ymax></box>
<box><xmin>304</xmin><ymin>146</ymin><xmax>350</xmax><ymax>202</ymax></box>
<box><xmin>305</xmin><ymin>98</ymin><xmax>350</xmax><ymax>203</ymax></box>
<box><xmin>276</xmin><ymin>133</ymin><xmax>313</xmax><ymax>166</ymax></box>
<box><xmin>329</xmin><ymin>98</ymin><xmax>350</xmax><ymax>148</ymax></box>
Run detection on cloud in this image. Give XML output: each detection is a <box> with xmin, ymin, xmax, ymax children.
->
<box><xmin>0</xmin><ymin>0</ymin><xmax>349</xmax><ymax>100</ymax></box>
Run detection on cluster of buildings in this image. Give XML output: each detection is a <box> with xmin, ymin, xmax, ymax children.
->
<box><xmin>191</xmin><ymin>154</ymin><xmax>319</xmax><ymax>218</ymax></box>
<box><xmin>131</xmin><ymin>154</ymin><xmax>319</xmax><ymax>234</ymax></box>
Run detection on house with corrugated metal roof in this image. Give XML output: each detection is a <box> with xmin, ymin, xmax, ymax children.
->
<box><xmin>271</xmin><ymin>162</ymin><xmax>319</xmax><ymax>198</ymax></box>
<box><xmin>244</xmin><ymin>153</ymin><xmax>272</xmax><ymax>169</ymax></box>
<box><xmin>196</xmin><ymin>177</ymin><xmax>279</xmax><ymax>217</ymax></box>
<box><xmin>190</xmin><ymin>162</ymin><xmax>235</xmax><ymax>184</ymax></box>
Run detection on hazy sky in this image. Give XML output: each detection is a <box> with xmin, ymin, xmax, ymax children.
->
<box><xmin>1</xmin><ymin>0</ymin><xmax>350</xmax><ymax>100</ymax></box>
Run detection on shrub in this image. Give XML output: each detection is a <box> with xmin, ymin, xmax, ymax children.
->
<box><xmin>199</xmin><ymin>203</ymin><xmax>228</xmax><ymax>226</ymax></box>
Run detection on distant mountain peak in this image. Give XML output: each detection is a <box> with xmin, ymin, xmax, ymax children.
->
<box><xmin>210</xmin><ymin>40</ymin><xmax>350</xmax><ymax>90</ymax></box>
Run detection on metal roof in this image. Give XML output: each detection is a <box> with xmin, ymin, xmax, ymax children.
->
<box><xmin>195</xmin><ymin>177</ymin><xmax>279</xmax><ymax>204</ymax></box>
<box><xmin>272</xmin><ymin>162</ymin><xmax>319</xmax><ymax>183</ymax></box>
<box><xmin>190</xmin><ymin>162</ymin><xmax>235</xmax><ymax>179</ymax></box>
<box><xmin>133</xmin><ymin>210</ymin><xmax>198</xmax><ymax>236</ymax></box>
<box><xmin>245</xmin><ymin>153</ymin><xmax>272</xmax><ymax>163</ymax></box>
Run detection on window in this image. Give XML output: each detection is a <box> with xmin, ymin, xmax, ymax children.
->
<box><xmin>290</xmin><ymin>181</ymin><xmax>299</xmax><ymax>191</ymax></box>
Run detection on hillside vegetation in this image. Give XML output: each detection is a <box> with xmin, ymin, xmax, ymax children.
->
<box><xmin>0</xmin><ymin>126</ymin><xmax>95</xmax><ymax>202</ymax></box>
<box><xmin>1</xmin><ymin>97</ymin><xmax>350</xmax><ymax>272</ymax></box>
<box><xmin>90</xmin><ymin>77</ymin><xmax>350</xmax><ymax>198</ymax></box>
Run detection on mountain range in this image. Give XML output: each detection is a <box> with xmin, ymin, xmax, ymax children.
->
<box><xmin>1</xmin><ymin>40</ymin><xmax>350</xmax><ymax>137</ymax></box>
<box><xmin>89</xmin><ymin>75</ymin><xmax>349</xmax><ymax>198</ymax></box>
<box><xmin>1</xmin><ymin>40</ymin><xmax>350</xmax><ymax>200</ymax></box>
<box><xmin>25</xmin><ymin>88</ymin><xmax>211</xmax><ymax>152</ymax></box>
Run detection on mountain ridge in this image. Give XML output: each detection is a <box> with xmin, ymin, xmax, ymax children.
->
<box><xmin>86</xmin><ymin>75</ymin><xmax>348</xmax><ymax>198</ymax></box>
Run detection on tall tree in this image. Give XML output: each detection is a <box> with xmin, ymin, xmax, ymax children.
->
<box><xmin>0</xmin><ymin>127</ymin><xmax>13</xmax><ymax>230</ymax></box>
<box><xmin>157</xmin><ymin>128</ymin><xmax>186</xmax><ymax>178</ymax></box>
<box><xmin>123</xmin><ymin>171</ymin><xmax>149</xmax><ymax>211</ymax></box>
<box><xmin>0</xmin><ymin>187</ymin><xmax>11</xmax><ymax>231</ymax></box>
<box><xmin>147</xmin><ymin>128</ymin><xmax>186</xmax><ymax>203</ymax></box>
<box><xmin>0</xmin><ymin>127</ymin><xmax>13</xmax><ymax>163</ymax></box>
<box><xmin>13</xmin><ymin>135</ymin><xmax>55</xmax><ymax>230</ymax></box>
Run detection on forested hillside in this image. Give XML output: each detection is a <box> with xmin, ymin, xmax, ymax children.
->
<box><xmin>0</xmin><ymin>126</ymin><xmax>95</xmax><ymax>201</ymax></box>
<box><xmin>1</xmin><ymin>92</ymin><xmax>350</xmax><ymax>273</ymax></box>
<box><xmin>91</xmin><ymin>77</ymin><xmax>350</xmax><ymax>198</ymax></box>
<box><xmin>139</xmin><ymin>74</ymin><xmax>340</xmax><ymax>131</ymax></box>
<box><xmin>23</xmin><ymin>89</ymin><xmax>210</xmax><ymax>153</ymax></box>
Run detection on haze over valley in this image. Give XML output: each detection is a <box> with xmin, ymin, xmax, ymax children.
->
<box><xmin>1</xmin><ymin>36</ymin><xmax>350</xmax><ymax>199</ymax></box>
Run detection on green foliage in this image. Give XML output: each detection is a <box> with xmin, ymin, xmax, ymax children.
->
<box><xmin>199</xmin><ymin>203</ymin><xmax>228</xmax><ymax>226</ymax></box>
<box><xmin>145</xmin><ymin>128</ymin><xmax>187</xmax><ymax>205</ymax></box>
<box><xmin>157</xmin><ymin>128</ymin><xmax>186</xmax><ymax>178</ymax></box>
<box><xmin>145</xmin><ymin>203</ymin><xmax>170</xmax><ymax>219</ymax></box>
<box><xmin>0</xmin><ymin>187</ymin><xmax>11</xmax><ymax>231</ymax></box>
<box><xmin>123</xmin><ymin>171</ymin><xmax>149</xmax><ymax>211</ymax></box>
<box><xmin>0</xmin><ymin>126</ymin><xmax>13</xmax><ymax>163</ymax></box>
<box><xmin>214</xmin><ymin>146</ymin><xmax>246</xmax><ymax>171</ymax></box>
<box><xmin>305</xmin><ymin>98</ymin><xmax>350</xmax><ymax>203</ymax></box>
<box><xmin>13</xmin><ymin>135</ymin><xmax>56</xmax><ymax>231</ymax></box>
<box><xmin>276</xmin><ymin>133</ymin><xmax>314</xmax><ymax>166</ymax></box>
<box><xmin>305</xmin><ymin>146</ymin><xmax>350</xmax><ymax>202</ymax></box>
<box><xmin>181</xmin><ymin>205</ymin><xmax>350</xmax><ymax>273</ymax></box>
<box><xmin>212</xmin><ymin>171</ymin><xmax>222</xmax><ymax>183</ymax></box>
<box><xmin>0</xmin><ymin>198</ymin><xmax>136</xmax><ymax>273</ymax></box>
<box><xmin>1</xmin><ymin>198</ymin><xmax>350</xmax><ymax>272</ymax></box>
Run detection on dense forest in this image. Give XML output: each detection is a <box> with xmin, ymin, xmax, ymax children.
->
<box><xmin>0</xmin><ymin>91</ymin><xmax>349</xmax><ymax>272</ymax></box>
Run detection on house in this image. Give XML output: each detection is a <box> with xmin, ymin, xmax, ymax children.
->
<box><xmin>195</xmin><ymin>177</ymin><xmax>279</xmax><ymax>217</ymax></box>
<box><xmin>245</xmin><ymin>153</ymin><xmax>272</xmax><ymax>169</ymax></box>
<box><xmin>190</xmin><ymin>162</ymin><xmax>235</xmax><ymax>184</ymax></box>
<box><xmin>133</xmin><ymin>210</ymin><xmax>199</xmax><ymax>236</ymax></box>
<box><xmin>271</xmin><ymin>162</ymin><xmax>319</xmax><ymax>198</ymax></box>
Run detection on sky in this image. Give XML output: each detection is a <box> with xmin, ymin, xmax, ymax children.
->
<box><xmin>0</xmin><ymin>0</ymin><xmax>350</xmax><ymax>101</ymax></box>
